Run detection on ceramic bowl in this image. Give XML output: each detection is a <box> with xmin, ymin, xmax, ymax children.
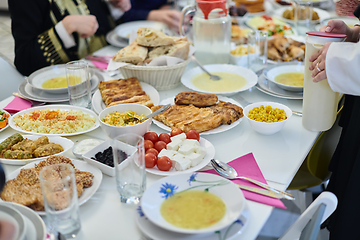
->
<box><xmin>98</xmin><ymin>103</ymin><xmax>152</xmax><ymax>139</ymax></box>
<box><xmin>141</xmin><ymin>172</ymin><xmax>246</xmax><ymax>234</ymax></box>
<box><xmin>243</xmin><ymin>101</ymin><xmax>292</xmax><ymax>135</ymax></box>
<box><xmin>82</xmin><ymin>139</ymin><xmax>114</xmax><ymax>176</ymax></box>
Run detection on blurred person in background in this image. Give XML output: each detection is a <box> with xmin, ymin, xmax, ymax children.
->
<box><xmin>120</xmin><ymin>0</ymin><xmax>181</xmax><ymax>30</ymax></box>
<box><xmin>308</xmin><ymin>9</ymin><xmax>360</xmax><ymax>239</ymax></box>
<box><xmin>9</xmin><ymin>0</ymin><xmax>131</xmax><ymax>76</ymax></box>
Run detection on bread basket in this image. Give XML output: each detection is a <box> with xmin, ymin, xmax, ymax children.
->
<box><xmin>119</xmin><ymin>58</ymin><xmax>191</xmax><ymax>90</ymax></box>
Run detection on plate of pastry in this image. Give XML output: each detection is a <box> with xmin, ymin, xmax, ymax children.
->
<box><xmin>151</xmin><ymin>92</ymin><xmax>244</xmax><ymax>135</ymax></box>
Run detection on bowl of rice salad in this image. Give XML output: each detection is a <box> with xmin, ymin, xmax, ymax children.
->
<box><xmin>99</xmin><ymin>103</ymin><xmax>152</xmax><ymax>139</ymax></box>
<box><xmin>10</xmin><ymin>105</ymin><xmax>99</xmax><ymax>136</ymax></box>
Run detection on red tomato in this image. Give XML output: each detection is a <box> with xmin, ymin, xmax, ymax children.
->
<box><xmin>146</xmin><ymin>148</ymin><xmax>159</xmax><ymax>157</ymax></box>
<box><xmin>154</xmin><ymin>141</ymin><xmax>167</xmax><ymax>152</ymax></box>
<box><xmin>144</xmin><ymin>132</ymin><xmax>159</xmax><ymax>144</ymax></box>
<box><xmin>144</xmin><ymin>140</ymin><xmax>154</xmax><ymax>151</ymax></box>
<box><xmin>186</xmin><ymin>129</ymin><xmax>200</xmax><ymax>141</ymax></box>
<box><xmin>157</xmin><ymin>156</ymin><xmax>172</xmax><ymax>171</ymax></box>
<box><xmin>171</xmin><ymin>128</ymin><xmax>183</xmax><ymax>137</ymax></box>
<box><xmin>158</xmin><ymin>133</ymin><xmax>171</xmax><ymax>144</ymax></box>
<box><xmin>145</xmin><ymin>153</ymin><xmax>157</xmax><ymax>168</ymax></box>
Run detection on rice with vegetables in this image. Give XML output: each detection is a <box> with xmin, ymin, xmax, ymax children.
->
<box><xmin>102</xmin><ymin>110</ymin><xmax>145</xmax><ymax>127</ymax></box>
<box><xmin>12</xmin><ymin>109</ymin><xmax>96</xmax><ymax>134</ymax></box>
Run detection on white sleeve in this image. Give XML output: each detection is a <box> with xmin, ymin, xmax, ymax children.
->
<box><xmin>54</xmin><ymin>21</ymin><xmax>76</xmax><ymax>49</ymax></box>
<box><xmin>326</xmin><ymin>41</ymin><xmax>360</xmax><ymax>96</ymax></box>
<box><xmin>106</xmin><ymin>2</ymin><xmax>124</xmax><ymax>20</ymax></box>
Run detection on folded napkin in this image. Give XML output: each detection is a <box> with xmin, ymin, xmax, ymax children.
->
<box><xmin>3</xmin><ymin>96</ymin><xmax>32</xmax><ymax>114</ymax></box>
<box><xmin>91</xmin><ymin>56</ymin><xmax>112</xmax><ymax>70</ymax></box>
<box><xmin>201</xmin><ymin>153</ymin><xmax>286</xmax><ymax>209</ymax></box>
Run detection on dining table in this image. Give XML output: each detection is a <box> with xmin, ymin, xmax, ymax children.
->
<box><xmin>0</xmin><ymin>3</ymin><xmax>341</xmax><ymax>239</ymax></box>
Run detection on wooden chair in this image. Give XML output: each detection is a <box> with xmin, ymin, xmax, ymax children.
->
<box><xmin>279</xmin><ymin>191</ymin><xmax>337</xmax><ymax>240</ymax></box>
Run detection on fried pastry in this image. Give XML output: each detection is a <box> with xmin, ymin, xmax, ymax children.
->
<box><xmin>174</xmin><ymin>92</ymin><xmax>218</xmax><ymax>107</ymax></box>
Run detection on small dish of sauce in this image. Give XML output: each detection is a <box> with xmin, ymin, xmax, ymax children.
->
<box><xmin>72</xmin><ymin>138</ymin><xmax>105</xmax><ymax>159</ymax></box>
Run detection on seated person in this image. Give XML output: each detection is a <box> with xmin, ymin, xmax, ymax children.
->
<box><xmin>120</xmin><ymin>0</ymin><xmax>181</xmax><ymax>30</ymax></box>
<box><xmin>9</xmin><ymin>0</ymin><xmax>131</xmax><ymax>76</ymax></box>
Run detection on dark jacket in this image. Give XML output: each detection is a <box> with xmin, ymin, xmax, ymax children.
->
<box><xmin>120</xmin><ymin>0</ymin><xmax>168</xmax><ymax>22</ymax></box>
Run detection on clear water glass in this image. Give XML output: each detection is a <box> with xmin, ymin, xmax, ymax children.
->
<box><xmin>112</xmin><ymin>133</ymin><xmax>146</xmax><ymax>204</ymax></box>
<box><xmin>247</xmin><ymin>30</ymin><xmax>268</xmax><ymax>72</ymax></box>
<box><xmin>39</xmin><ymin>164</ymin><xmax>81</xmax><ymax>238</ymax></box>
<box><xmin>66</xmin><ymin>60</ymin><xmax>91</xmax><ymax>109</ymax></box>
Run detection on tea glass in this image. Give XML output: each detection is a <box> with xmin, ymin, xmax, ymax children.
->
<box><xmin>39</xmin><ymin>164</ymin><xmax>81</xmax><ymax>238</ymax></box>
<box><xmin>247</xmin><ymin>30</ymin><xmax>268</xmax><ymax>72</ymax></box>
<box><xmin>294</xmin><ymin>0</ymin><xmax>313</xmax><ymax>33</ymax></box>
<box><xmin>112</xmin><ymin>133</ymin><xmax>146</xmax><ymax>204</ymax></box>
<box><xmin>65</xmin><ymin>60</ymin><xmax>91</xmax><ymax>109</ymax></box>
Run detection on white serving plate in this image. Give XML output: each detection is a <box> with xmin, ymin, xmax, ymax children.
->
<box><xmin>106</xmin><ymin>29</ymin><xmax>129</xmax><ymax>48</ymax></box>
<box><xmin>273</xmin><ymin>6</ymin><xmax>330</xmax><ymax>24</ymax></box>
<box><xmin>91</xmin><ymin>82</ymin><xmax>160</xmax><ymax>115</ymax></box>
<box><xmin>6</xmin><ymin>159</ymin><xmax>102</xmax><ymax>216</ymax></box>
<box><xmin>18</xmin><ymin>73</ymin><xmax>100</xmax><ymax>103</ymax></box>
<box><xmin>0</xmin><ymin>109</ymin><xmax>10</xmax><ymax>133</ymax></box>
<box><xmin>245</xmin><ymin>15</ymin><xmax>298</xmax><ymax>36</ymax></box>
<box><xmin>146</xmin><ymin>137</ymin><xmax>215</xmax><ymax>176</ymax></box>
<box><xmin>136</xmin><ymin>202</ymin><xmax>250</xmax><ymax>240</ymax></box>
<box><xmin>0</xmin><ymin>203</ymin><xmax>25</xmax><ymax>240</ymax></box>
<box><xmin>27</xmin><ymin>65</ymin><xmax>103</xmax><ymax>94</ymax></box>
<box><xmin>0</xmin><ymin>135</ymin><xmax>73</xmax><ymax>166</ymax></box>
<box><xmin>4</xmin><ymin>202</ymin><xmax>47</xmax><ymax>240</ymax></box>
<box><xmin>263</xmin><ymin>62</ymin><xmax>304</xmax><ymax>92</ymax></box>
<box><xmin>141</xmin><ymin>172</ymin><xmax>246</xmax><ymax>234</ymax></box>
<box><xmin>114</xmin><ymin>20</ymin><xmax>171</xmax><ymax>40</ymax></box>
<box><xmin>256</xmin><ymin>73</ymin><xmax>303</xmax><ymax>99</ymax></box>
<box><xmin>152</xmin><ymin>96</ymin><xmax>244</xmax><ymax>135</ymax></box>
<box><xmin>9</xmin><ymin>105</ymin><xmax>100</xmax><ymax>137</ymax></box>
<box><xmin>181</xmin><ymin>64</ymin><xmax>258</xmax><ymax>96</ymax></box>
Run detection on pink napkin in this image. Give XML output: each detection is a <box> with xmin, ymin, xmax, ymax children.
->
<box><xmin>201</xmin><ymin>153</ymin><xmax>286</xmax><ymax>209</ymax></box>
<box><xmin>90</xmin><ymin>56</ymin><xmax>112</xmax><ymax>70</ymax></box>
<box><xmin>3</xmin><ymin>96</ymin><xmax>32</xmax><ymax>114</ymax></box>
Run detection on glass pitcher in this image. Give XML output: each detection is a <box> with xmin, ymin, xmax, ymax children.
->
<box><xmin>302</xmin><ymin>31</ymin><xmax>346</xmax><ymax>131</ymax></box>
<box><xmin>179</xmin><ymin>0</ymin><xmax>231</xmax><ymax>65</ymax></box>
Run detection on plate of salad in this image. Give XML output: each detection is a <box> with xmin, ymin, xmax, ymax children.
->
<box><xmin>0</xmin><ymin>109</ymin><xmax>10</xmax><ymax>132</ymax></box>
<box><xmin>245</xmin><ymin>14</ymin><xmax>297</xmax><ymax>37</ymax></box>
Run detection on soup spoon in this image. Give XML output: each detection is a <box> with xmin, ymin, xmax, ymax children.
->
<box><xmin>127</xmin><ymin>104</ymin><xmax>171</xmax><ymax>123</ymax></box>
<box><xmin>211</xmin><ymin>159</ymin><xmax>295</xmax><ymax>200</ymax></box>
<box><xmin>190</xmin><ymin>56</ymin><xmax>221</xmax><ymax>81</ymax></box>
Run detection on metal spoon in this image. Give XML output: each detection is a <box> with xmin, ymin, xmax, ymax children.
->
<box><xmin>211</xmin><ymin>159</ymin><xmax>295</xmax><ymax>200</ymax></box>
<box><xmin>127</xmin><ymin>104</ymin><xmax>171</xmax><ymax>122</ymax></box>
<box><xmin>190</xmin><ymin>56</ymin><xmax>221</xmax><ymax>81</ymax></box>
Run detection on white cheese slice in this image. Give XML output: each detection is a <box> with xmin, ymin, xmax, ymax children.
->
<box><xmin>170</xmin><ymin>133</ymin><xmax>186</xmax><ymax>142</ymax></box>
<box><xmin>158</xmin><ymin>149</ymin><xmax>177</xmax><ymax>159</ymax></box>
<box><xmin>166</xmin><ymin>138</ymin><xmax>182</xmax><ymax>151</ymax></box>
<box><xmin>178</xmin><ymin>143</ymin><xmax>197</xmax><ymax>155</ymax></box>
<box><xmin>171</xmin><ymin>153</ymin><xmax>191</xmax><ymax>171</ymax></box>
<box><xmin>181</xmin><ymin>139</ymin><xmax>200</xmax><ymax>147</ymax></box>
<box><xmin>187</xmin><ymin>152</ymin><xmax>204</xmax><ymax>167</ymax></box>
<box><xmin>194</xmin><ymin>146</ymin><xmax>206</xmax><ymax>159</ymax></box>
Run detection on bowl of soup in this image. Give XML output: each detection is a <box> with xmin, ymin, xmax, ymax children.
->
<box><xmin>27</xmin><ymin>64</ymin><xmax>95</xmax><ymax>94</ymax></box>
<box><xmin>140</xmin><ymin>172</ymin><xmax>246</xmax><ymax>234</ymax></box>
<box><xmin>263</xmin><ymin>62</ymin><xmax>304</xmax><ymax>92</ymax></box>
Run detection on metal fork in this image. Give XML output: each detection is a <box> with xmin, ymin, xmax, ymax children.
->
<box><xmin>235</xmin><ymin>95</ymin><xmax>303</xmax><ymax>117</ymax></box>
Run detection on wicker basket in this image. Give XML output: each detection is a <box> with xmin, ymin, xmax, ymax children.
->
<box><xmin>119</xmin><ymin>58</ymin><xmax>191</xmax><ymax>90</ymax></box>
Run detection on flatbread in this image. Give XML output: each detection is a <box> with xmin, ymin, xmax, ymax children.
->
<box><xmin>112</xmin><ymin>40</ymin><xmax>148</xmax><ymax>64</ymax></box>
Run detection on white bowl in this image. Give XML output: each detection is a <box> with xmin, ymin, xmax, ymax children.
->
<box><xmin>72</xmin><ymin>138</ymin><xmax>105</xmax><ymax>159</ymax></box>
<box><xmin>119</xmin><ymin>58</ymin><xmax>191</xmax><ymax>90</ymax></box>
<box><xmin>243</xmin><ymin>101</ymin><xmax>292</xmax><ymax>135</ymax></box>
<box><xmin>263</xmin><ymin>62</ymin><xmax>304</xmax><ymax>92</ymax></box>
<box><xmin>82</xmin><ymin>139</ymin><xmax>114</xmax><ymax>176</ymax></box>
<box><xmin>141</xmin><ymin>172</ymin><xmax>246</xmax><ymax>234</ymax></box>
<box><xmin>98</xmin><ymin>103</ymin><xmax>152</xmax><ymax>139</ymax></box>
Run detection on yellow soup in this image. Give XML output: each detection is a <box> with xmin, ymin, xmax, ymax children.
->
<box><xmin>191</xmin><ymin>72</ymin><xmax>247</xmax><ymax>92</ymax></box>
<box><xmin>274</xmin><ymin>72</ymin><xmax>304</xmax><ymax>87</ymax></box>
<box><xmin>42</xmin><ymin>75</ymin><xmax>81</xmax><ymax>89</ymax></box>
<box><xmin>160</xmin><ymin>190</ymin><xmax>226</xmax><ymax>229</ymax></box>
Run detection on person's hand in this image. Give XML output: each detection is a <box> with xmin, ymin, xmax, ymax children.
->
<box><xmin>319</xmin><ymin>20</ymin><xmax>359</xmax><ymax>42</ymax></box>
<box><xmin>110</xmin><ymin>0</ymin><xmax>131</xmax><ymax>12</ymax></box>
<box><xmin>147</xmin><ymin>9</ymin><xmax>181</xmax><ymax>30</ymax></box>
<box><xmin>308</xmin><ymin>42</ymin><xmax>331</xmax><ymax>82</ymax></box>
<box><xmin>62</xmin><ymin>15</ymin><xmax>99</xmax><ymax>38</ymax></box>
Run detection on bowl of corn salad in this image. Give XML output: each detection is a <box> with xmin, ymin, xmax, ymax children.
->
<box><xmin>243</xmin><ymin>102</ymin><xmax>292</xmax><ymax>135</ymax></box>
<box><xmin>99</xmin><ymin>103</ymin><xmax>152</xmax><ymax>138</ymax></box>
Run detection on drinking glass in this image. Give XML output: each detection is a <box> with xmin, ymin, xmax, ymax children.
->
<box><xmin>112</xmin><ymin>133</ymin><xmax>146</xmax><ymax>204</ymax></box>
<box><xmin>294</xmin><ymin>0</ymin><xmax>313</xmax><ymax>33</ymax></box>
<box><xmin>39</xmin><ymin>164</ymin><xmax>81</xmax><ymax>238</ymax></box>
<box><xmin>247</xmin><ymin>30</ymin><xmax>268</xmax><ymax>72</ymax></box>
<box><xmin>66</xmin><ymin>60</ymin><xmax>91</xmax><ymax>109</ymax></box>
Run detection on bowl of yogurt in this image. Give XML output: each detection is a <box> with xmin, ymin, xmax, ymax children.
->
<box><xmin>72</xmin><ymin>138</ymin><xmax>105</xmax><ymax>159</ymax></box>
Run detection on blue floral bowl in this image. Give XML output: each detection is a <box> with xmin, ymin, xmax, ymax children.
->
<box><xmin>140</xmin><ymin>172</ymin><xmax>246</xmax><ymax>234</ymax></box>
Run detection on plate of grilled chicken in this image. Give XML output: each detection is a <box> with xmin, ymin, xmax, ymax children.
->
<box><xmin>151</xmin><ymin>92</ymin><xmax>244</xmax><ymax>135</ymax></box>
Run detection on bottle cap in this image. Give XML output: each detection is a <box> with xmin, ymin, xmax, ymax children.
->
<box><xmin>197</xmin><ymin>0</ymin><xmax>228</xmax><ymax>19</ymax></box>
